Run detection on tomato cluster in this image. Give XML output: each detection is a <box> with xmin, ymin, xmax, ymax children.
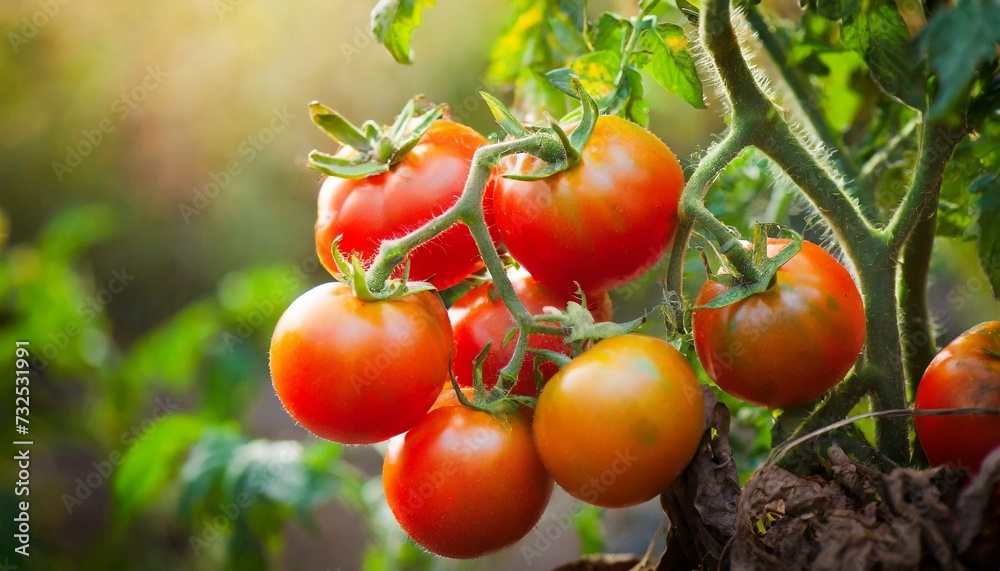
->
<box><xmin>271</xmin><ymin>111</ymin><xmax>715</xmax><ymax>558</ymax></box>
<box><xmin>270</xmin><ymin>107</ymin><xmax>999</xmax><ymax>560</ymax></box>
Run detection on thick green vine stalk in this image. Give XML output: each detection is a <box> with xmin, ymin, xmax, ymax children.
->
<box><xmin>665</xmin><ymin>0</ymin><xmax>971</xmax><ymax>463</ymax></box>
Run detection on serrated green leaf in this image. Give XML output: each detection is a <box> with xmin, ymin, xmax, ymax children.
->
<box><xmin>970</xmin><ymin>174</ymin><xmax>1000</xmax><ymax>298</ymax></box>
<box><xmin>370</xmin><ymin>0</ymin><xmax>436</xmax><ymax>64</ymax></box>
<box><xmin>841</xmin><ymin>0</ymin><xmax>927</xmax><ymax>109</ymax></box>
<box><xmin>114</xmin><ymin>414</ymin><xmax>209</xmax><ymax>523</ymax></box>
<box><xmin>921</xmin><ymin>0</ymin><xmax>1000</xmax><ymax>118</ymax></box>
<box><xmin>633</xmin><ymin>24</ymin><xmax>706</xmax><ymax>109</ymax></box>
<box><xmin>590</xmin><ymin>12</ymin><xmax>628</xmax><ymax>52</ymax></box>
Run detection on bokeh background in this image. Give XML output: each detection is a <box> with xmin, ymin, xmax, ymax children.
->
<box><xmin>0</xmin><ymin>1</ymin><xmax>994</xmax><ymax>570</ymax></box>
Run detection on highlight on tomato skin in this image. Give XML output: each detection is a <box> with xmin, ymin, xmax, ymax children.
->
<box><xmin>691</xmin><ymin>239</ymin><xmax>866</xmax><ymax>409</ymax></box>
<box><xmin>915</xmin><ymin>321</ymin><xmax>1000</xmax><ymax>474</ymax></box>
<box><xmin>315</xmin><ymin>120</ymin><xmax>499</xmax><ymax>290</ymax></box>
<box><xmin>532</xmin><ymin>334</ymin><xmax>705</xmax><ymax>509</ymax></box>
<box><xmin>382</xmin><ymin>389</ymin><xmax>553</xmax><ymax>559</ymax></box>
<box><xmin>449</xmin><ymin>268</ymin><xmax>613</xmax><ymax>397</ymax></box>
<box><xmin>269</xmin><ymin>282</ymin><xmax>453</xmax><ymax>445</ymax></box>
<box><xmin>493</xmin><ymin>114</ymin><xmax>684</xmax><ymax>295</ymax></box>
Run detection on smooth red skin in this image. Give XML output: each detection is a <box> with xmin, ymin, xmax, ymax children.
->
<box><xmin>269</xmin><ymin>282</ymin><xmax>452</xmax><ymax>444</ymax></box>
<box><xmin>315</xmin><ymin>121</ymin><xmax>497</xmax><ymax>290</ymax></box>
<box><xmin>494</xmin><ymin>115</ymin><xmax>684</xmax><ymax>294</ymax></box>
<box><xmin>383</xmin><ymin>402</ymin><xmax>553</xmax><ymax>559</ymax></box>
<box><xmin>449</xmin><ymin>271</ymin><xmax>613</xmax><ymax>397</ymax></box>
<box><xmin>533</xmin><ymin>334</ymin><xmax>704</xmax><ymax>508</ymax></box>
<box><xmin>915</xmin><ymin>321</ymin><xmax>1000</xmax><ymax>473</ymax></box>
<box><xmin>692</xmin><ymin>239</ymin><xmax>866</xmax><ymax>409</ymax></box>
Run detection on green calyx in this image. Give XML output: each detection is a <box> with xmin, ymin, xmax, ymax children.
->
<box><xmin>693</xmin><ymin>224</ymin><xmax>804</xmax><ymax>310</ymax></box>
<box><xmin>482</xmin><ymin>79</ymin><xmax>599</xmax><ymax>181</ymax></box>
<box><xmin>531</xmin><ymin>287</ymin><xmax>646</xmax><ymax>361</ymax></box>
<box><xmin>328</xmin><ymin>237</ymin><xmax>435</xmax><ymax>302</ymax></box>
<box><xmin>447</xmin><ymin>343</ymin><xmax>536</xmax><ymax>416</ymax></box>
<box><xmin>308</xmin><ymin>97</ymin><xmax>444</xmax><ymax>179</ymax></box>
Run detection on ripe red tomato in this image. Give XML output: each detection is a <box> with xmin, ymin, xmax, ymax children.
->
<box><xmin>493</xmin><ymin>115</ymin><xmax>684</xmax><ymax>294</ymax></box>
<box><xmin>692</xmin><ymin>239</ymin><xmax>866</xmax><ymax>409</ymax></box>
<box><xmin>449</xmin><ymin>269</ymin><xmax>613</xmax><ymax>397</ymax></box>
<box><xmin>533</xmin><ymin>334</ymin><xmax>704</xmax><ymax>508</ymax></box>
<box><xmin>383</xmin><ymin>395</ymin><xmax>552</xmax><ymax>558</ymax></box>
<box><xmin>915</xmin><ymin>321</ymin><xmax>1000</xmax><ymax>473</ymax></box>
<box><xmin>315</xmin><ymin>120</ymin><xmax>496</xmax><ymax>290</ymax></box>
<box><xmin>269</xmin><ymin>282</ymin><xmax>452</xmax><ymax>444</ymax></box>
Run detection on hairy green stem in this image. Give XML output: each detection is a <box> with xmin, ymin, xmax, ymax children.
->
<box><xmin>665</xmin><ymin>132</ymin><xmax>751</xmax><ymax>331</ymax></box>
<box><xmin>744</xmin><ymin>10</ymin><xmax>858</xmax><ymax>183</ymax></box>
<box><xmin>365</xmin><ymin>133</ymin><xmax>566</xmax><ymax>393</ymax></box>
<box><xmin>884</xmin><ymin>120</ymin><xmax>967</xmax><ymax>255</ymax></box>
<box><xmin>854</xmin><ymin>253</ymin><xmax>910</xmax><ymax>462</ymax></box>
<box><xmin>782</xmin><ymin>371</ymin><xmax>866</xmax><ymax>446</ymax></box>
<box><xmin>753</xmin><ymin>120</ymin><xmax>876</xmax><ymax>251</ymax></box>
<box><xmin>898</xmin><ymin>211</ymin><xmax>938</xmax><ymax>393</ymax></box>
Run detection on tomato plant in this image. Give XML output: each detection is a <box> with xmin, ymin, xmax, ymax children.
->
<box><xmin>269</xmin><ymin>282</ymin><xmax>452</xmax><ymax>444</ymax></box>
<box><xmin>382</xmin><ymin>393</ymin><xmax>552</xmax><ymax>559</ymax></box>
<box><xmin>915</xmin><ymin>321</ymin><xmax>1000</xmax><ymax>473</ymax></box>
<box><xmin>315</xmin><ymin>119</ymin><xmax>496</xmax><ymax>290</ymax></box>
<box><xmin>533</xmin><ymin>334</ymin><xmax>704</xmax><ymax>508</ymax></box>
<box><xmin>449</xmin><ymin>269</ymin><xmax>613</xmax><ymax>396</ymax></box>
<box><xmin>692</xmin><ymin>239</ymin><xmax>866</xmax><ymax>409</ymax></box>
<box><xmin>493</xmin><ymin>115</ymin><xmax>684</xmax><ymax>294</ymax></box>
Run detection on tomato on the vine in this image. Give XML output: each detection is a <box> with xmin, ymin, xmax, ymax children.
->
<box><xmin>269</xmin><ymin>282</ymin><xmax>452</xmax><ymax>444</ymax></box>
<box><xmin>449</xmin><ymin>269</ymin><xmax>613</xmax><ymax>397</ymax></box>
<box><xmin>533</xmin><ymin>334</ymin><xmax>704</xmax><ymax>508</ymax></box>
<box><xmin>315</xmin><ymin>120</ymin><xmax>496</xmax><ymax>290</ymax></box>
<box><xmin>691</xmin><ymin>239</ymin><xmax>866</xmax><ymax>409</ymax></box>
<box><xmin>493</xmin><ymin>115</ymin><xmax>684</xmax><ymax>294</ymax></box>
<box><xmin>915</xmin><ymin>321</ymin><xmax>1000</xmax><ymax>473</ymax></box>
<box><xmin>383</xmin><ymin>391</ymin><xmax>552</xmax><ymax>559</ymax></box>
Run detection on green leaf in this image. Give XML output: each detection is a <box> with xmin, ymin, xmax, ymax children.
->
<box><xmin>179</xmin><ymin>428</ymin><xmax>244</xmax><ymax>518</ymax></box>
<box><xmin>840</xmin><ymin>0</ymin><xmax>927</xmax><ymax>109</ymax></box>
<box><xmin>547</xmin><ymin>50</ymin><xmax>621</xmax><ymax>103</ymax></box>
<box><xmin>487</xmin><ymin>0</ymin><xmax>586</xmax><ymax>86</ymax></box>
<box><xmin>633</xmin><ymin>24</ymin><xmax>706</xmax><ymax>109</ymax></box>
<box><xmin>370</xmin><ymin>0</ymin><xmax>436</xmax><ymax>64</ymax></box>
<box><xmin>920</xmin><ymin>0</ymin><xmax>1000</xmax><ymax>118</ymax></box>
<box><xmin>970</xmin><ymin>173</ymin><xmax>1000</xmax><ymax>298</ymax></box>
<box><xmin>590</xmin><ymin>12</ymin><xmax>628</xmax><ymax>52</ymax></box>
<box><xmin>113</xmin><ymin>414</ymin><xmax>208</xmax><ymax>523</ymax></box>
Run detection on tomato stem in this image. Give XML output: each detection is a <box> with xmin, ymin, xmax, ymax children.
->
<box><xmin>363</xmin><ymin>130</ymin><xmax>569</xmax><ymax>394</ymax></box>
<box><xmin>743</xmin><ymin>9</ymin><xmax>859</xmax><ymax>184</ymax></box>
